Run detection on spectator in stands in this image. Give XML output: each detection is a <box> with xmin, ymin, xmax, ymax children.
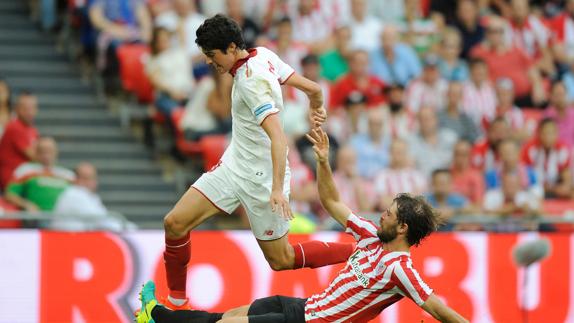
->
<box><xmin>381</xmin><ymin>84</ymin><xmax>416</xmax><ymax>140</ymax></box>
<box><xmin>349</xmin><ymin>108</ymin><xmax>390</xmax><ymax>179</ymax></box>
<box><xmin>507</xmin><ymin>0</ymin><xmax>556</xmax><ymax>77</ymax></box>
<box><xmin>425</xmin><ymin>169</ymin><xmax>472</xmax><ymax>226</ymax></box>
<box><xmin>374</xmin><ymin>138</ymin><xmax>427</xmax><ymax>210</ymax></box>
<box><xmin>52</xmin><ymin>162</ymin><xmax>129</xmax><ymax>232</ymax></box>
<box><xmin>348</xmin><ymin>0</ymin><xmax>383</xmax><ymax>51</ymax></box>
<box><xmin>330</xmin><ymin>50</ymin><xmax>386</xmax><ymax>110</ymax></box>
<box><xmin>319</xmin><ymin>24</ymin><xmax>351</xmax><ymax>82</ymax></box>
<box><xmin>287</xmin><ymin>0</ymin><xmax>333</xmax><ymax>53</ymax></box>
<box><xmin>437</xmin><ymin>27</ymin><xmax>469</xmax><ymax>82</ymax></box>
<box><xmin>543</xmin><ymin>81</ymin><xmax>574</xmax><ymax>148</ymax></box>
<box><xmin>89</xmin><ymin>0</ymin><xmax>152</xmax><ymax>92</ymax></box>
<box><xmin>226</xmin><ymin>0</ymin><xmax>261</xmax><ymax>49</ymax></box>
<box><xmin>472</xmin><ymin>117</ymin><xmax>510</xmax><ymax>171</ymax></box>
<box><xmin>369</xmin><ymin>25</ymin><xmax>422</xmax><ymax>86</ymax></box>
<box><xmin>405</xmin><ymin>54</ymin><xmax>448</xmax><ymax>113</ymax></box>
<box><xmin>462</xmin><ymin>58</ymin><xmax>497</xmax><ymax>125</ymax></box>
<box><xmin>453</xmin><ymin>0</ymin><xmax>485</xmax><ymax>59</ymax></box>
<box><xmin>485</xmin><ymin>139</ymin><xmax>543</xmax><ymax>198</ymax></box>
<box><xmin>470</xmin><ymin>16</ymin><xmax>546</xmax><ymax>107</ymax></box>
<box><xmin>332</xmin><ymin>145</ymin><xmax>374</xmax><ymax>213</ymax></box>
<box><xmin>0</xmin><ymin>91</ymin><xmax>38</xmax><ymax>190</ymax></box>
<box><xmin>154</xmin><ymin>0</ymin><xmax>206</xmax><ymax>65</ymax></box>
<box><xmin>451</xmin><ymin>140</ymin><xmax>485</xmax><ymax>205</ymax></box>
<box><xmin>548</xmin><ymin>0</ymin><xmax>574</xmax><ymax>69</ymax></box>
<box><xmin>5</xmin><ymin>137</ymin><xmax>74</xmax><ymax>212</ymax></box>
<box><xmin>400</xmin><ymin>0</ymin><xmax>441</xmax><ymax>55</ymax></box>
<box><xmin>0</xmin><ymin>79</ymin><xmax>11</xmax><ymax>137</ymax></box>
<box><xmin>327</xmin><ymin>91</ymin><xmax>367</xmax><ymax>145</ymax></box>
<box><xmin>146</xmin><ymin>26</ymin><xmax>193</xmax><ymax>159</ymax></box>
<box><xmin>367</xmin><ymin>0</ymin><xmax>404</xmax><ymax>25</ymax></box>
<box><xmin>181</xmin><ymin>71</ymin><xmax>232</xmax><ymax>141</ymax></box>
<box><xmin>267</xmin><ymin>17</ymin><xmax>308</xmax><ymax>74</ymax></box>
<box><xmin>146</xmin><ymin>27</ymin><xmax>193</xmax><ymax>123</ymax></box>
<box><xmin>522</xmin><ymin>118</ymin><xmax>573</xmax><ymax>199</ymax></box>
<box><xmin>483</xmin><ymin>171</ymin><xmax>541</xmax><ymax>220</ymax></box>
<box><xmin>438</xmin><ymin>82</ymin><xmax>480</xmax><ymax>143</ymax></box>
<box><xmin>408</xmin><ymin>106</ymin><xmax>458</xmax><ymax>176</ymax></box>
<box><xmin>484</xmin><ymin>78</ymin><xmax>528</xmax><ymax>142</ymax></box>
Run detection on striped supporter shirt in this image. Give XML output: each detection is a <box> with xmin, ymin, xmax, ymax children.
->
<box><xmin>304</xmin><ymin>214</ymin><xmax>433</xmax><ymax>322</ymax></box>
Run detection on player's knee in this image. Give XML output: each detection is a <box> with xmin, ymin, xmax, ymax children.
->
<box><xmin>164</xmin><ymin>212</ymin><xmax>187</xmax><ymax>237</ymax></box>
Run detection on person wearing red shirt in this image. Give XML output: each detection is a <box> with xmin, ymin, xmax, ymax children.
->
<box><xmin>522</xmin><ymin>118</ymin><xmax>572</xmax><ymax>199</ymax></box>
<box><xmin>330</xmin><ymin>50</ymin><xmax>386</xmax><ymax>110</ymax></box>
<box><xmin>451</xmin><ymin>140</ymin><xmax>485</xmax><ymax>205</ymax></box>
<box><xmin>471</xmin><ymin>117</ymin><xmax>510</xmax><ymax>171</ymax></box>
<box><xmin>0</xmin><ymin>91</ymin><xmax>38</xmax><ymax>190</ymax></box>
<box><xmin>470</xmin><ymin>16</ymin><xmax>546</xmax><ymax>107</ymax></box>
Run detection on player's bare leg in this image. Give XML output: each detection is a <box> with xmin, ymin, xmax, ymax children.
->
<box><xmin>163</xmin><ymin>187</ymin><xmax>221</xmax><ymax>307</ymax></box>
<box><xmin>257</xmin><ymin>234</ymin><xmax>354</xmax><ymax>271</ymax></box>
<box><xmin>221</xmin><ymin>305</ymin><xmax>250</xmax><ymax>318</ymax></box>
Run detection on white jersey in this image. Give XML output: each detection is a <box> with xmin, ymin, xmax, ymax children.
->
<box><xmin>222</xmin><ymin>47</ymin><xmax>295</xmax><ymax>184</ymax></box>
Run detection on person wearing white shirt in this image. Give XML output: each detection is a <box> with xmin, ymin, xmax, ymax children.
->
<box><xmin>347</xmin><ymin>0</ymin><xmax>383</xmax><ymax>51</ymax></box>
<box><xmin>52</xmin><ymin>162</ymin><xmax>129</xmax><ymax>232</ymax></box>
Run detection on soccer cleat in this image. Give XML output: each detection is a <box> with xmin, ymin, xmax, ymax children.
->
<box><xmin>160</xmin><ymin>295</ymin><xmax>192</xmax><ymax>311</ymax></box>
<box><xmin>135</xmin><ymin>281</ymin><xmax>160</xmax><ymax>323</ymax></box>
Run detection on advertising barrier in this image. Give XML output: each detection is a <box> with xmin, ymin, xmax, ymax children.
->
<box><xmin>1</xmin><ymin>230</ymin><xmax>573</xmax><ymax>323</ymax></box>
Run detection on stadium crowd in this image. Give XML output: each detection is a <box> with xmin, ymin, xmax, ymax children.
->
<box><xmin>2</xmin><ymin>0</ymin><xmax>574</xmax><ymax>232</ymax></box>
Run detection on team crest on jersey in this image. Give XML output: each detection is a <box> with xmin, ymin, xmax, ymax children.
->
<box><xmin>349</xmin><ymin>250</ymin><xmax>369</xmax><ymax>287</ymax></box>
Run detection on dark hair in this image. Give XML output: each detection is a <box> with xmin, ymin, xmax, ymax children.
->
<box><xmin>468</xmin><ymin>57</ymin><xmax>486</xmax><ymax>68</ymax></box>
<box><xmin>301</xmin><ymin>54</ymin><xmax>319</xmax><ymax>66</ymax></box>
<box><xmin>277</xmin><ymin>16</ymin><xmax>292</xmax><ymax>26</ymax></box>
<box><xmin>394</xmin><ymin>194</ymin><xmax>442</xmax><ymax>246</ymax></box>
<box><xmin>196</xmin><ymin>14</ymin><xmax>246</xmax><ymax>52</ymax></box>
<box><xmin>431</xmin><ymin>168</ymin><xmax>451</xmax><ymax>180</ymax></box>
<box><xmin>150</xmin><ymin>27</ymin><xmax>171</xmax><ymax>56</ymax></box>
<box><xmin>538</xmin><ymin>117</ymin><xmax>557</xmax><ymax>130</ymax></box>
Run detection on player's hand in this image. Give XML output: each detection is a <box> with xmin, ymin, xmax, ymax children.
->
<box><xmin>309</xmin><ymin>107</ymin><xmax>327</xmax><ymax>128</ymax></box>
<box><xmin>270</xmin><ymin>189</ymin><xmax>293</xmax><ymax>220</ymax></box>
<box><xmin>305</xmin><ymin>127</ymin><xmax>330</xmax><ymax>163</ymax></box>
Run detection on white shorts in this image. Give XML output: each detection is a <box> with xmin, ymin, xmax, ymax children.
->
<box><xmin>192</xmin><ymin>162</ymin><xmax>291</xmax><ymax>240</ymax></box>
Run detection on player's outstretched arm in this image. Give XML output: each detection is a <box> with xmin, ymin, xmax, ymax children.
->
<box><xmin>306</xmin><ymin>128</ymin><xmax>352</xmax><ymax>227</ymax></box>
<box><xmin>283</xmin><ymin>73</ymin><xmax>326</xmax><ymax>127</ymax></box>
<box><xmin>421</xmin><ymin>294</ymin><xmax>469</xmax><ymax>323</ymax></box>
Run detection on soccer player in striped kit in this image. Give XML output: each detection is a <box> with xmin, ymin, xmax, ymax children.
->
<box><xmin>137</xmin><ymin>128</ymin><xmax>468</xmax><ymax>323</ymax></box>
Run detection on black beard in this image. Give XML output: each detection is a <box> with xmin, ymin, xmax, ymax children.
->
<box><xmin>377</xmin><ymin>225</ymin><xmax>398</xmax><ymax>243</ymax></box>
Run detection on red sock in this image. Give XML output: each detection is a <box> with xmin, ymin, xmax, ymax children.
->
<box><xmin>164</xmin><ymin>232</ymin><xmax>191</xmax><ymax>299</ymax></box>
<box><xmin>291</xmin><ymin>241</ymin><xmax>355</xmax><ymax>269</ymax></box>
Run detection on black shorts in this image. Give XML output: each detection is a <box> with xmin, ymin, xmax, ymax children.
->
<box><xmin>248</xmin><ymin>295</ymin><xmax>307</xmax><ymax>323</ymax></box>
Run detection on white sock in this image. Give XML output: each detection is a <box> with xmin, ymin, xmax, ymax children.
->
<box><xmin>167</xmin><ymin>295</ymin><xmax>186</xmax><ymax>306</ymax></box>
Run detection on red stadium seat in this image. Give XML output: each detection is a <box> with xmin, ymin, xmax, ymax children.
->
<box><xmin>199</xmin><ymin>135</ymin><xmax>227</xmax><ymax>171</ymax></box>
<box><xmin>117</xmin><ymin>44</ymin><xmax>154</xmax><ymax>104</ymax></box>
<box><xmin>0</xmin><ymin>197</ymin><xmax>21</xmax><ymax>228</ymax></box>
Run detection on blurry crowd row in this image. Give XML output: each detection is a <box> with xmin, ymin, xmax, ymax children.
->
<box><xmin>15</xmin><ymin>0</ymin><xmax>574</xmax><ymax>231</ymax></box>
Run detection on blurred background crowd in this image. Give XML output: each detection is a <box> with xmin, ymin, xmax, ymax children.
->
<box><xmin>1</xmin><ymin>0</ymin><xmax>574</xmax><ymax>233</ymax></box>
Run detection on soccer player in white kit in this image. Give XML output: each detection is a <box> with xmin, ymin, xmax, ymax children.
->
<box><xmin>161</xmin><ymin>14</ymin><xmax>355</xmax><ymax>309</ymax></box>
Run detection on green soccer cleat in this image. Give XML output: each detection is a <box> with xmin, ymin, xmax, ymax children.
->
<box><xmin>136</xmin><ymin>281</ymin><xmax>161</xmax><ymax>323</ymax></box>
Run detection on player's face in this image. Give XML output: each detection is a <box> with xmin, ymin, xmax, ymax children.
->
<box><xmin>377</xmin><ymin>203</ymin><xmax>400</xmax><ymax>243</ymax></box>
<box><xmin>202</xmin><ymin>48</ymin><xmax>235</xmax><ymax>74</ymax></box>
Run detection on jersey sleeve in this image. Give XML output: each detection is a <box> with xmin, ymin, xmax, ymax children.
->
<box><xmin>238</xmin><ymin>75</ymin><xmax>280</xmax><ymax>125</ymax></box>
<box><xmin>345</xmin><ymin>213</ymin><xmax>379</xmax><ymax>242</ymax></box>
<box><xmin>391</xmin><ymin>259</ymin><xmax>434</xmax><ymax>306</ymax></box>
<box><xmin>270</xmin><ymin>51</ymin><xmax>295</xmax><ymax>84</ymax></box>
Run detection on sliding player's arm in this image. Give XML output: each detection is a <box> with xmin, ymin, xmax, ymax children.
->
<box><xmin>283</xmin><ymin>73</ymin><xmax>326</xmax><ymax>127</ymax></box>
<box><xmin>306</xmin><ymin>128</ymin><xmax>352</xmax><ymax>227</ymax></box>
<box><xmin>421</xmin><ymin>294</ymin><xmax>469</xmax><ymax>323</ymax></box>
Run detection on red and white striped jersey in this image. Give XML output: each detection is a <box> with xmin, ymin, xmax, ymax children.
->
<box><xmin>506</xmin><ymin>15</ymin><xmax>552</xmax><ymax>59</ymax></box>
<box><xmin>521</xmin><ymin>139</ymin><xmax>572</xmax><ymax>185</ymax></box>
<box><xmin>462</xmin><ymin>80</ymin><xmax>497</xmax><ymax>126</ymax></box>
<box><xmin>373</xmin><ymin>168</ymin><xmax>428</xmax><ymax>198</ymax></box>
<box><xmin>304</xmin><ymin>214</ymin><xmax>433</xmax><ymax>322</ymax></box>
